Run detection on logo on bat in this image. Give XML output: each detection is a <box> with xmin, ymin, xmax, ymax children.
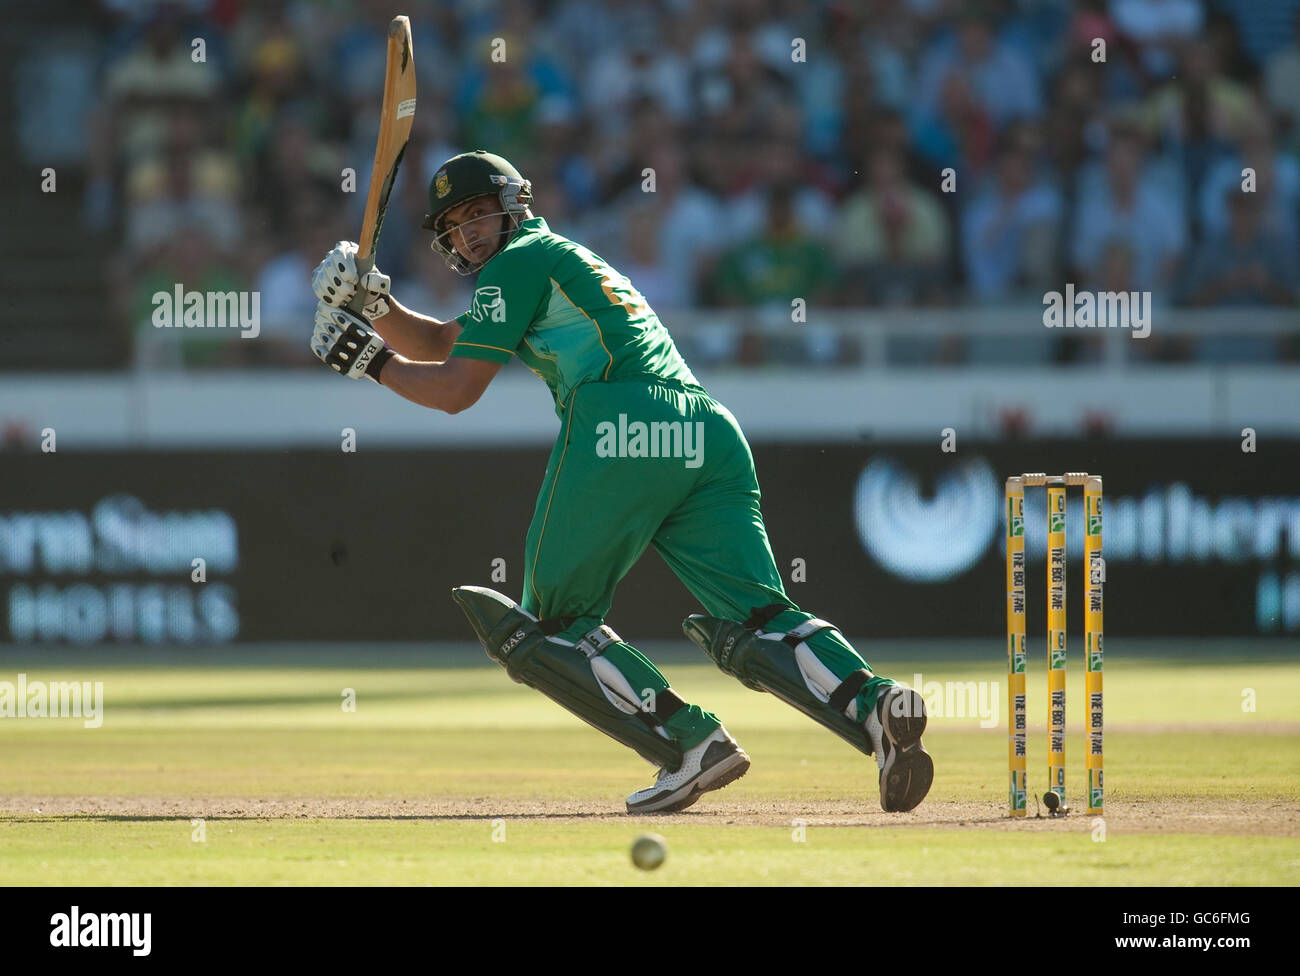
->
<box><xmin>470</xmin><ymin>286</ymin><xmax>507</xmax><ymax>323</ymax></box>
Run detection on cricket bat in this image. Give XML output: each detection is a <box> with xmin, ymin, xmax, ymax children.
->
<box><xmin>347</xmin><ymin>15</ymin><xmax>416</xmax><ymax>317</ymax></box>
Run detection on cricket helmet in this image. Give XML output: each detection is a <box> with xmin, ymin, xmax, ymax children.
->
<box><xmin>422</xmin><ymin>150</ymin><xmax>534</xmax><ymax>274</ymax></box>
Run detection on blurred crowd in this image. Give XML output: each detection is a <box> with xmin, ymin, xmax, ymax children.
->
<box><xmin>74</xmin><ymin>0</ymin><xmax>1300</xmax><ymax>366</ymax></box>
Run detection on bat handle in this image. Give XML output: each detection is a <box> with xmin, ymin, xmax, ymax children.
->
<box><xmin>345</xmin><ymin>252</ymin><xmax>378</xmax><ymax>317</ymax></box>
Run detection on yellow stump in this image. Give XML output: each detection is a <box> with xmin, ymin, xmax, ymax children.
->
<box><xmin>1046</xmin><ymin>484</ymin><xmax>1067</xmax><ymax>809</ymax></box>
<box><xmin>1006</xmin><ymin>478</ymin><xmax>1027</xmax><ymax>816</ymax></box>
<box><xmin>1085</xmin><ymin>477</ymin><xmax>1104</xmax><ymax>814</ymax></box>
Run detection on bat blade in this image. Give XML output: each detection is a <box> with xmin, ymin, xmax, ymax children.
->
<box><xmin>349</xmin><ymin>15</ymin><xmax>416</xmax><ymax>312</ymax></box>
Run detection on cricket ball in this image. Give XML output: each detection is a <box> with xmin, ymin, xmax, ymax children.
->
<box><xmin>631</xmin><ymin>833</ymin><xmax>667</xmax><ymax>871</ymax></box>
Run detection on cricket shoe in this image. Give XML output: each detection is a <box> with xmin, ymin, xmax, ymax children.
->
<box><xmin>626</xmin><ymin>727</ymin><xmax>750</xmax><ymax>814</ymax></box>
<box><xmin>865</xmin><ymin>685</ymin><xmax>933</xmax><ymax>813</ymax></box>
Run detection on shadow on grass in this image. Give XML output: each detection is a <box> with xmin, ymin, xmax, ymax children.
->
<box><xmin>0</xmin><ymin>811</ymin><xmax>1017</xmax><ymax>826</ymax></box>
<box><xmin>102</xmin><ymin>688</ymin><xmax>445</xmax><ymax>710</ymax></box>
<box><xmin>2</xmin><ymin>812</ymin><xmax>624</xmax><ymax>823</ymax></box>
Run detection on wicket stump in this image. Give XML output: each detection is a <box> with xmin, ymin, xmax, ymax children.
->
<box><xmin>1006</xmin><ymin>473</ymin><xmax>1103</xmax><ymax>817</ymax></box>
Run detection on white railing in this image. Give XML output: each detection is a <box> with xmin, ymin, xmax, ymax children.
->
<box><xmin>14</xmin><ymin>308</ymin><xmax>1300</xmax><ymax>448</ymax></box>
<box><xmin>130</xmin><ymin>307</ymin><xmax>1300</xmax><ymax>373</ymax></box>
<box><xmin>653</xmin><ymin>307</ymin><xmax>1299</xmax><ymax>368</ymax></box>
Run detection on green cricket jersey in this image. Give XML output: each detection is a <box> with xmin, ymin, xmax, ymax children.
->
<box><xmin>446</xmin><ymin>216</ymin><xmax>898</xmax><ymax>754</ymax></box>
<box><xmin>449</xmin><ymin>217</ymin><xmax>702</xmax><ymax>413</ymax></box>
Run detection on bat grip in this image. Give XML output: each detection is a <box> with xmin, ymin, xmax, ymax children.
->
<box><xmin>345</xmin><ymin>251</ymin><xmax>378</xmax><ymax>317</ymax></box>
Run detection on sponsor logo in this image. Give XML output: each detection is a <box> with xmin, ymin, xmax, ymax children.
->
<box><xmin>470</xmin><ymin>286</ymin><xmax>507</xmax><ymax>323</ymax></box>
<box><xmin>857</xmin><ymin>458</ymin><xmax>1000</xmax><ymax>583</ymax></box>
<box><xmin>2</xmin><ymin>495</ymin><xmax>240</xmax><ymax>645</ymax></box>
<box><xmin>499</xmin><ymin>629</ymin><xmax>526</xmax><ymax>656</ymax></box>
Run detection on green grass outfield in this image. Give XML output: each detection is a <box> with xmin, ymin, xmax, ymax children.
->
<box><xmin>0</xmin><ymin>640</ymin><xmax>1297</xmax><ymax>886</ymax></box>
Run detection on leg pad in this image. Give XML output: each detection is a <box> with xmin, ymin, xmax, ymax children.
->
<box><xmin>683</xmin><ymin>613</ymin><xmax>874</xmax><ymax>757</ymax></box>
<box><xmin>453</xmin><ymin>586</ymin><xmax>683</xmax><ymax>770</ymax></box>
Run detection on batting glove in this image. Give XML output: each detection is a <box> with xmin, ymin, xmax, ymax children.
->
<box><xmin>311</xmin><ymin>241</ymin><xmax>393</xmax><ymax>320</ymax></box>
<box><xmin>311</xmin><ymin>302</ymin><xmax>395</xmax><ymax>382</ymax></box>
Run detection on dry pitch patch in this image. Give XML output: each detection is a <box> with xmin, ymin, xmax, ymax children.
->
<box><xmin>1</xmin><ymin>796</ymin><xmax>1293</xmax><ymax>837</ymax></box>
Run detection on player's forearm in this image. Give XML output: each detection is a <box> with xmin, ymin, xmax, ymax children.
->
<box><xmin>377</xmin><ymin>358</ymin><xmax>472</xmax><ymax>413</ymax></box>
<box><xmin>375</xmin><ymin>298</ymin><xmax>457</xmax><ymax>362</ymax></box>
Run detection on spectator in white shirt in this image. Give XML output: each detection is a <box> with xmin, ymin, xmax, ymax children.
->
<box><xmin>962</xmin><ymin>145</ymin><xmax>1064</xmax><ymax>301</ymax></box>
<box><xmin>1109</xmin><ymin>0</ymin><xmax>1204</xmax><ymax>78</ymax></box>
<box><xmin>1070</xmin><ymin>130</ymin><xmax>1187</xmax><ymax>290</ymax></box>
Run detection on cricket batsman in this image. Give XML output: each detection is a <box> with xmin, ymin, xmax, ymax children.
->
<box><xmin>310</xmin><ymin>150</ymin><xmax>933</xmax><ymax>814</ymax></box>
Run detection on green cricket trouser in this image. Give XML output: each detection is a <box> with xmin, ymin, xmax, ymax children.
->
<box><xmin>519</xmin><ymin>376</ymin><xmax>893</xmax><ymax>751</ymax></box>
